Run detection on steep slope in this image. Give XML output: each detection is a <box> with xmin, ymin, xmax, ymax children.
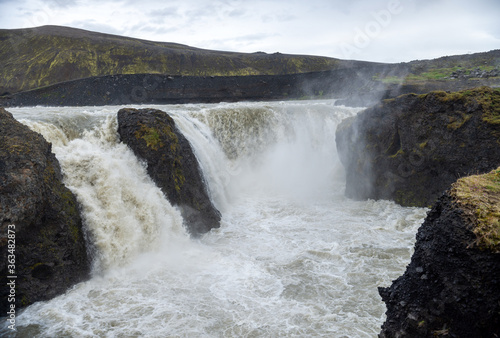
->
<box><xmin>0</xmin><ymin>25</ymin><xmax>342</xmax><ymax>94</ymax></box>
<box><xmin>336</xmin><ymin>87</ymin><xmax>500</xmax><ymax>207</ymax></box>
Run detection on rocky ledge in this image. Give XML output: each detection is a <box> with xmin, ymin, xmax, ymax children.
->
<box><xmin>0</xmin><ymin>108</ymin><xmax>90</xmax><ymax>314</ymax></box>
<box><xmin>117</xmin><ymin>108</ymin><xmax>221</xmax><ymax>236</ymax></box>
<box><xmin>336</xmin><ymin>86</ymin><xmax>500</xmax><ymax>207</ymax></box>
<box><xmin>379</xmin><ymin>167</ymin><xmax>500</xmax><ymax>337</ymax></box>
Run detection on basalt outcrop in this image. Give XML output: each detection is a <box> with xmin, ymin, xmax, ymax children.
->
<box><xmin>0</xmin><ymin>107</ymin><xmax>90</xmax><ymax>314</ymax></box>
<box><xmin>336</xmin><ymin>86</ymin><xmax>500</xmax><ymax>207</ymax></box>
<box><xmin>379</xmin><ymin>168</ymin><xmax>500</xmax><ymax>337</ymax></box>
<box><xmin>117</xmin><ymin>108</ymin><xmax>221</xmax><ymax>236</ymax></box>
<box><xmin>0</xmin><ymin>69</ymin><xmax>384</xmax><ymax>107</ymax></box>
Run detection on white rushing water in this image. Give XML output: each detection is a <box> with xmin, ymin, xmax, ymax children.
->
<box><xmin>5</xmin><ymin>100</ymin><xmax>427</xmax><ymax>337</ymax></box>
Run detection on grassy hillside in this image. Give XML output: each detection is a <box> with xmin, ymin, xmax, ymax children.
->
<box><xmin>0</xmin><ymin>25</ymin><xmax>343</xmax><ymax>94</ymax></box>
<box><xmin>373</xmin><ymin>50</ymin><xmax>500</xmax><ymax>84</ymax></box>
<box><xmin>452</xmin><ymin>166</ymin><xmax>500</xmax><ymax>252</ymax></box>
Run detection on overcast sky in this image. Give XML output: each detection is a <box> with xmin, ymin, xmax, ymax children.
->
<box><xmin>0</xmin><ymin>0</ymin><xmax>499</xmax><ymax>63</ymax></box>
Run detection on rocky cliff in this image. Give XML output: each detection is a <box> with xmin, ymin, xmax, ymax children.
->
<box><xmin>0</xmin><ymin>108</ymin><xmax>90</xmax><ymax>314</ymax></box>
<box><xmin>336</xmin><ymin>86</ymin><xmax>500</xmax><ymax>207</ymax></box>
<box><xmin>117</xmin><ymin>108</ymin><xmax>221</xmax><ymax>236</ymax></box>
<box><xmin>379</xmin><ymin>167</ymin><xmax>500</xmax><ymax>337</ymax></box>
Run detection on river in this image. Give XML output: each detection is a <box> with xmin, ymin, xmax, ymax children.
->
<box><xmin>4</xmin><ymin>100</ymin><xmax>427</xmax><ymax>337</ymax></box>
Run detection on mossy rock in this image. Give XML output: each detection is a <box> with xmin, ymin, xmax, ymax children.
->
<box><xmin>451</xmin><ymin>167</ymin><xmax>500</xmax><ymax>252</ymax></box>
<box><xmin>117</xmin><ymin>108</ymin><xmax>221</xmax><ymax>236</ymax></box>
<box><xmin>0</xmin><ymin>107</ymin><xmax>90</xmax><ymax>313</ymax></box>
<box><xmin>336</xmin><ymin>87</ymin><xmax>500</xmax><ymax>207</ymax></box>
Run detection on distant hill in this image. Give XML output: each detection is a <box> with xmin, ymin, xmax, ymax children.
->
<box><xmin>0</xmin><ymin>25</ymin><xmax>350</xmax><ymax>94</ymax></box>
<box><xmin>0</xmin><ymin>25</ymin><xmax>499</xmax><ymax>106</ymax></box>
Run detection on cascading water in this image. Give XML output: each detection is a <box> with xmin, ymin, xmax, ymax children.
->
<box><xmin>3</xmin><ymin>100</ymin><xmax>427</xmax><ymax>337</ymax></box>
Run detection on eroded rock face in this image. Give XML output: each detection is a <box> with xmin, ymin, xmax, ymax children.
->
<box><xmin>0</xmin><ymin>108</ymin><xmax>90</xmax><ymax>313</ymax></box>
<box><xmin>117</xmin><ymin>108</ymin><xmax>221</xmax><ymax>236</ymax></box>
<box><xmin>378</xmin><ymin>191</ymin><xmax>500</xmax><ymax>337</ymax></box>
<box><xmin>336</xmin><ymin>87</ymin><xmax>500</xmax><ymax>207</ymax></box>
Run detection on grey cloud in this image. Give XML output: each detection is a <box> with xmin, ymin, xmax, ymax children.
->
<box><xmin>227</xmin><ymin>8</ymin><xmax>245</xmax><ymax>17</ymax></box>
<box><xmin>148</xmin><ymin>6</ymin><xmax>180</xmax><ymax>18</ymax></box>
<box><xmin>184</xmin><ymin>5</ymin><xmax>218</xmax><ymax>20</ymax></box>
<box><xmin>40</xmin><ymin>0</ymin><xmax>78</xmax><ymax>8</ymax></box>
<box><xmin>0</xmin><ymin>0</ymin><xmax>21</xmax><ymax>4</ymax></box>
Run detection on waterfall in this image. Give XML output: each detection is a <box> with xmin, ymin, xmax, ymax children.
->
<box><xmin>6</xmin><ymin>101</ymin><xmax>428</xmax><ymax>337</ymax></box>
<box><xmin>23</xmin><ymin>112</ymin><xmax>186</xmax><ymax>273</ymax></box>
<box><xmin>171</xmin><ymin>101</ymin><xmax>361</xmax><ymax>204</ymax></box>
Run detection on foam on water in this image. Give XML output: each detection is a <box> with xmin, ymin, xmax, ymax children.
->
<box><xmin>4</xmin><ymin>101</ymin><xmax>428</xmax><ymax>337</ymax></box>
<box><xmin>20</xmin><ymin>110</ymin><xmax>186</xmax><ymax>273</ymax></box>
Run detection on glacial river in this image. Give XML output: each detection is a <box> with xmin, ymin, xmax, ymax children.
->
<box><xmin>4</xmin><ymin>100</ymin><xmax>426</xmax><ymax>337</ymax></box>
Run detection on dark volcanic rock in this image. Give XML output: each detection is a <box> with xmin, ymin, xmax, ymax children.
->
<box><xmin>379</xmin><ymin>189</ymin><xmax>500</xmax><ymax>337</ymax></box>
<box><xmin>0</xmin><ymin>107</ymin><xmax>90</xmax><ymax>313</ymax></box>
<box><xmin>0</xmin><ymin>68</ymin><xmax>390</xmax><ymax>107</ymax></box>
<box><xmin>336</xmin><ymin>87</ymin><xmax>500</xmax><ymax>207</ymax></box>
<box><xmin>117</xmin><ymin>108</ymin><xmax>221</xmax><ymax>236</ymax></box>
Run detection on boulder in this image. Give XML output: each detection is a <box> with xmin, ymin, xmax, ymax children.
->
<box><xmin>0</xmin><ymin>107</ymin><xmax>90</xmax><ymax>314</ymax></box>
<box><xmin>117</xmin><ymin>108</ymin><xmax>221</xmax><ymax>236</ymax></box>
<box><xmin>336</xmin><ymin>86</ymin><xmax>500</xmax><ymax>207</ymax></box>
<box><xmin>379</xmin><ymin>167</ymin><xmax>500</xmax><ymax>337</ymax></box>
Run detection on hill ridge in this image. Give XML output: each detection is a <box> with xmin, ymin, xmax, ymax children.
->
<box><xmin>0</xmin><ymin>25</ymin><xmax>343</xmax><ymax>94</ymax></box>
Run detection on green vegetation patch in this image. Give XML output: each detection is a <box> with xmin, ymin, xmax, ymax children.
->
<box><xmin>431</xmin><ymin>87</ymin><xmax>500</xmax><ymax>139</ymax></box>
<box><xmin>417</xmin><ymin>87</ymin><xmax>500</xmax><ymax>131</ymax></box>
<box><xmin>135</xmin><ymin>123</ymin><xmax>164</xmax><ymax>150</ymax></box>
<box><xmin>133</xmin><ymin>119</ymin><xmax>185</xmax><ymax>193</ymax></box>
<box><xmin>451</xmin><ymin>167</ymin><xmax>500</xmax><ymax>252</ymax></box>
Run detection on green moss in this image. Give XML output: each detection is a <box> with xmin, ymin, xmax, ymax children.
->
<box><xmin>30</xmin><ymin>262</ymin><xmax>45</xmax><ymax>270</ymax></box>
<box><xmin>135</xmin><ymin>123</ymin><xmax>164</xmax><ymax>150</ymax></box>
<box><xmin>422</xmin><ymin>87</ymin><xmax>500</xmax><ymax>138</ymax></box>
<box><xmin>451</xmin><ymin>167</ymin><xmax>500</xmax><ymax>252</ymax></box>
<box><xmin>20</xmin><ymin>295</ymin><xmax>29</xmax><ymax>307</ymax></box>
<box><xmin>388</xmin><ymin>149</ymin><xmax>404</xmax><ymax>158</ymax></box>
<box><xmin>173</xmin><ymin>164</ymin><xmax>185</xmax><ymax>194</ymax></box>
<box><xmin>394</xmin><ymin>189</ymin><xmax>419</xmax><ymax>207</ymax></box>
<box><xmin>447</xmin><ymin>112</ymin><xmax>472</xmax><ymax>130</ymax></box>
<box><xmin>162</xmin><ymin>126</ymin><xmax>185</xmax><ymax>193</ymax></box>
<box><xmin>134</xmin><ymin>118</ymin><xmax>186</xmax><ymax>193</ymax></box>
<box><xmin>476</xmin><ymin>88</ymin><xmax>500</xmax><ymax>125</ymax></box>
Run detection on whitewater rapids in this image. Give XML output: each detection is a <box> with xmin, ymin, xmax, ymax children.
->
<box><xmin>4</xmin><ymin>100</ymin><xmax>427</xmax><ymax>337</ymax></box>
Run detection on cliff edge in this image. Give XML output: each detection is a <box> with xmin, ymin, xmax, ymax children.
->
<box><xmin>336</xmin><ymin>86</ymin><xmax>500</xmax><ymax>207</ymax></box>
<box><xmin>379</xmin><ymin>167</ymin><xmax>500</xmax><ymax>337</ymax></box>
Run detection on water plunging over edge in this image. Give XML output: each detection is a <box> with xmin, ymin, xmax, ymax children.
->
<box><xmin>3</xmin><ymin>101</ymin><xmax>428</xmax><ymax>337</ymax></box>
